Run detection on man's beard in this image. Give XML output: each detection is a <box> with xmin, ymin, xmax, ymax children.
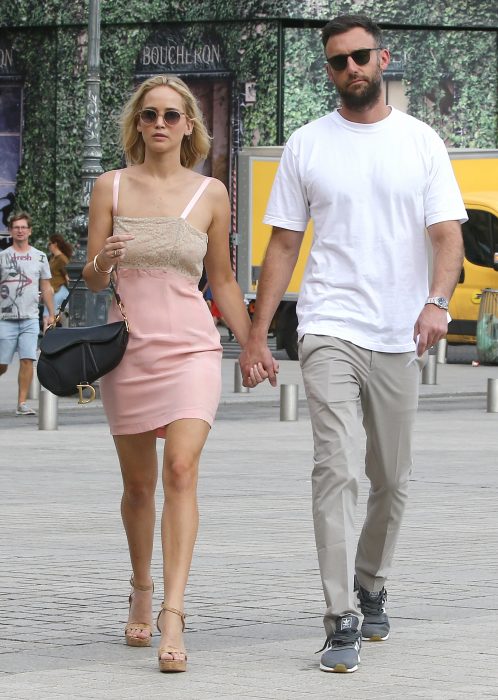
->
<box><xmin>337</xmin><ymin>70</ymin><xmax>383</xmax><ymax>111</ymax></box>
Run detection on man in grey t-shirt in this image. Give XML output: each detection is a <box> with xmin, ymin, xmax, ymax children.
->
<box><xmin>0</xmin><ymin>211</ymin><xmax>54</xmax><ymax>415</ymax></box>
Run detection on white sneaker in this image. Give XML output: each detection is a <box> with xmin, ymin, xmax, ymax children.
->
<box><xmin>15</xmin><ymin>403</ymin><xmax>37</xmax><ymax>416</ymax></box>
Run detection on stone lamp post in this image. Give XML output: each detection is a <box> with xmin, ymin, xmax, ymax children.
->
<box><xmin>66</xmin><ymin>0</ymin><xmax>107</xmax><ymax>327</ymax></box>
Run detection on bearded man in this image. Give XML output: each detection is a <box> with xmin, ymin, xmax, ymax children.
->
<box><xmin>240</xmin><ymin>14</ymin><xmax>467</xmax><ymax>673</ymax></box>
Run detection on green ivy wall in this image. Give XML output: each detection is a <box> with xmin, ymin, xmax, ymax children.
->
<box><xmin>1</xmin><ymin>0</ymin><xmax>496</xmax><ymax>26</ymax></box>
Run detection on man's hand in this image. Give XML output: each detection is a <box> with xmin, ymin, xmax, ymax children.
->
<box><xmin>413</xmin><ymin>304</ymin><xmax>448</xmax><ymax>356</ymax></box>
<box><xmin>239</xmin><ymin>335</ymin><xmax>279</xmax><ymax>388</ymax></box>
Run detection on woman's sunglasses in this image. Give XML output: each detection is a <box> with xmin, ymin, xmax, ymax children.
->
<box><xmin>326</xmin><ymin>47</ymin><xmax>382</xmax><ymax>72</ymax></box>
<box><xmin>138</xmin><ymin>108</ymin><xmax>185</xmax><ymax>126</ymax></box>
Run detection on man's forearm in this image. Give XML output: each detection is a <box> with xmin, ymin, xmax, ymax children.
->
<box><xmin>251</xmin><ymin>228</ymin><xmax>302</xmax><ymax>337</ymax></box>
<box><xmin>428</xmin><ymin>220</ymin><xmax>464</xmax><ymax>299</ymax></box>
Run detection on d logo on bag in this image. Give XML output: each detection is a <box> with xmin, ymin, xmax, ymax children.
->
<box><xmin>77</xmin><ymin>383</ymin><xmax>97</xmax><ymax>404</ymax></box>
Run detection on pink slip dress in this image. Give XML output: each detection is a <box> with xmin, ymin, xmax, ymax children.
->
<box><xmin>99</xmin><ymin>170</ymin><xmax>223</xmax><ymax>436</ymax></box>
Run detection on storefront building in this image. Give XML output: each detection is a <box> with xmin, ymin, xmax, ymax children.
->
<box><xmin>0</xmin><ymin>1</ymin><xmax>497</xmax><ymax>247</ymax></box>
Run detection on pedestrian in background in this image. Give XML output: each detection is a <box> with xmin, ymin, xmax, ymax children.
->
<box><xmin>202</xmin><ymin>281</ymin><xmax>224</xmax><ymax>326</ymax></box>
<box><xmin>240</xmin><ymin>14</ymin><xmax>466</xmax><ymax>673</ymax></box>
<box><xmin>43</xmin><ymin>233</ymin><xmax>73</xmax><ymax>332</ymax></box>
<box><xmin>0</xmin><ymin>211</ymin><xmax>54</xmax><ymax>415</ymax></box>
<box><xmin>83</xmin><ymin>75</ymin><xmax>269</xmax><ymax>673</ymax></box>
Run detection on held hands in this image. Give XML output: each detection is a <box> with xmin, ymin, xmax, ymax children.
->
<box><xmin>413</xmin><ymin>304</ymin><xmax>449</xmax><ymax>356</ymax></box>
<box><xmin>239</xmin><ymin>338</ymin><xmax>279</xmax><ymax>388</ymax></box>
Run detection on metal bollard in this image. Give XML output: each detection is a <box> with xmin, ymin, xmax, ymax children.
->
<box><xmin>28</xmin><ymin>367</ymin><xmax>40</xmax><ymax>400</ymax></box>
<box><xmin>421</xmin><ymin>353</ymin><xmax>437</xmax><ymax>385</ymax></box>
<box><xmin>234</xmin><ymin>362</ymin><xmax>249</xmax><ymax>393</ymax></box>
<box><xmin>38</xmin><ymin>389</ymin><xmax>58</xmax><ymax>430</ymax></box>
<box><xmin>487</xmin><ymin>378</ymin><xmax>498</xmax><ymax>413</ymax></box>
<box><xmin>436</xmin><ymin>338</ymin><xmax>447</xmax><ymax>364</ymax></box>
<box><xmin>280</xmin><ymin>384</ymin><xmax>298</xmax><ymax>421</ymax></box>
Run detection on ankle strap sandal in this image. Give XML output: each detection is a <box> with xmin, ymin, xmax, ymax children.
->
<box><xmin>124</xmin><ymin>575</ymin><xmax>154</xmax><ymax>648</ymax></box>
<box><xmin>157</xmin><ymin>603</ymin><xmax>187</xmax><ymax>672</ymax></box>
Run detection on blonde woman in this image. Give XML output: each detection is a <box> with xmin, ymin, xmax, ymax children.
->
<box><xmin>83</xmin><ymin>76</ymin><xmax>271</xmax><ymax>673</ymax></box>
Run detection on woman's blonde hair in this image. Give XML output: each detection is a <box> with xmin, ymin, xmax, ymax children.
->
<box><xmin>120</xmin><ymin>75</ymin><xmax>211</xmax><ymax>168</ymax></box>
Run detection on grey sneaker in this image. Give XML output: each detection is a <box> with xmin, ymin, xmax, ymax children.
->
<box><xmin>319</xmin><ymin>614</ymin><xmax>361</xmax><ymax>673</ymax></box>
<box><xmin>356</xmin><ymin>580</ymin><xmax>390</xmax><ymax>641</ymax></box>
<box><xmin>15</xmin><ymin>403</ymin><xmax>37</xmax><ymax>416</ymax></box>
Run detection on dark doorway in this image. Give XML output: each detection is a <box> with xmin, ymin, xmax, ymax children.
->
<box><xmin>187</xmin><ymin>77</ymin><xmax>231</xmax><ymax>188</ymax></box>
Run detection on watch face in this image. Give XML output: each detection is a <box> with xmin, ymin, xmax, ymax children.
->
<box><xmin>427</xmin><ymin>296</ymin><xmax>449</xmax><ymax>309</ymax></box>
<box><xmin>434</xmin><ymin>297</ymin><xmax>448</xmax><ymax>308</ymax></box>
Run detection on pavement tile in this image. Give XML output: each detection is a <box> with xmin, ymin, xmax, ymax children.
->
<box><xmin>1</xmin><ymin>358</ymin><xmax>498</xmax><ymax>697</ymax></box>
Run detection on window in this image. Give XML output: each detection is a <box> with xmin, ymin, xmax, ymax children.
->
<box><xmin>0</xmin><ymin>83</ymin><xmax>22</xmax><ymax>247</ymax></box>
<box><xmin>462</xmin><ymin>209</ymin><xmax>498</xmax><ymax>268</ymax></box>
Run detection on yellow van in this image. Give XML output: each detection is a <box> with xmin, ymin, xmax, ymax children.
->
<box><xmin>448</xmin><ymin>150</ymin><xmax>498</xmax><ymax>343</ymax></box>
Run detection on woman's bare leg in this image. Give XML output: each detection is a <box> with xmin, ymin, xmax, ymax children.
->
<box><xmin>158</xmin><ymin>418</ymin><xmax>211</xmax><ymax>661</ymax></box>
<box><xmin>114</xmin><ymin>431</ymin><xmax>158</xmax><ymax>642</ymax></box>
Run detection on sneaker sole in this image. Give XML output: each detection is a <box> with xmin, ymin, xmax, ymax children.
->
<box><xmin>362</xmin><ymin>632</ymin><xmax>389</xmax><ymax>641</ymax></box>
<box><xmin>320</xmin><ymin>662</ymin><xmax>359</xmax><ymax>673</ymax></box>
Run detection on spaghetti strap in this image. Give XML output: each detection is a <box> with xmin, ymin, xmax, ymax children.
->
<box><xmin>180</xmin><ymin>178</ymin><xmax>212</xmax><ymax>220</ymax></box>
<box><xmin>113</xmin><ymin>170</ymin><xmax>122</xmax><ymax>216</ymax></box>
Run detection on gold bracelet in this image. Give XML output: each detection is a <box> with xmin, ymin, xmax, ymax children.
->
<box><xmin>93</xmin><ymin>253</ymin><xmax>114</xmax><ymax>275</ymax></box>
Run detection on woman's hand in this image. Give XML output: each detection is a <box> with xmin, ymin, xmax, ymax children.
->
<box><xmin>97</xmin><ymin>233</ymin><xmax>135</xmax><ymax>268</ymax></box>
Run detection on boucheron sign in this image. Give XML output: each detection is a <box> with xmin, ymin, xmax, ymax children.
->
<box><xmin>137</xmin><ymin>29</ymin><xmax>225</xmax><ymax>74</ymax></box>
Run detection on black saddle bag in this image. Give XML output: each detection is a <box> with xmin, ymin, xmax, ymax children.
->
<box><xmin>37</xmin><ymin>277</ymin><xmax>129</xmax><ymax>399</ymax></box>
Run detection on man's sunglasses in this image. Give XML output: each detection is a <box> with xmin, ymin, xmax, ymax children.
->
<box><xmin>138</xmin><ymin>108</ymin><xmax>185</xmax><ymax>126</ymax></box>
<box><xmin>326</xmin><ymin>47</ymin><xmax>382</xmax><ymax>72</ymax></box>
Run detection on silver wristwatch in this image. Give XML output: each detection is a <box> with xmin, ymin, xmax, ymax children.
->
<box><xmin>425</xmin><ymin>296</ymin><xmax>449</xmax><ymax>310</ymax></box>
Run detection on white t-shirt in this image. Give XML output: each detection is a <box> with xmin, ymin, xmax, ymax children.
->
<box><xmin>263</xmin><ymin>108</ymin><xmax>468</xmax><ymax>352</ymax></box>
<box><xmin>0</xmin><ymin>245</ymin><xmax>51</xmax><ymax>320</ymax></box>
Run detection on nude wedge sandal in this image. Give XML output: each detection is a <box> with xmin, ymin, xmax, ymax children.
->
<box><xmin>124</xmin><ymin>576</ymin><xmax>154</xmax><ymax>647</ymax></box>
<box><xmin>156</xmin><ymin>603</ymin><xmax>187</xmax><ymax>672</ymax></box>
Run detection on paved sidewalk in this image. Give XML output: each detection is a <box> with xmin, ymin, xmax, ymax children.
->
<box><xmin>1</xmin><ymin>356</ymin><xmax>498</xmax><ymax>698</ymax></box>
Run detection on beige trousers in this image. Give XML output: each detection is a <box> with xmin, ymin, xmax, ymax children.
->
<box><xmin>299</xmin><ymin>334</ymin><xmax>422</xmax><ymax>635</ymax></box>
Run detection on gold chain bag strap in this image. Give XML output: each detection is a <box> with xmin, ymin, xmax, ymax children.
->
<box><xmin>37</xmin><ymin>274</ymin><xmax>129</xmax><ymax>404</ymax></box>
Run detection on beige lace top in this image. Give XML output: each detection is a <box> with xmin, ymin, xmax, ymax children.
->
<box><xmin>113</xmin><ymin>216</ymin><xmax>207</xmax><ymax>280</ymax></box>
